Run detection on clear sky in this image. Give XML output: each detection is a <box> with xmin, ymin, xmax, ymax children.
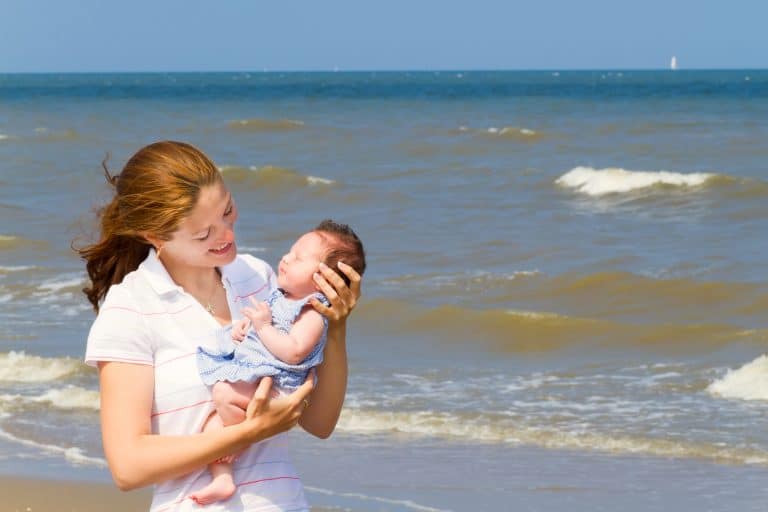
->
<box><xmin>2</xmin><ymin>0</ymin><xmax>766</xmax><ymax>72</ymax></box>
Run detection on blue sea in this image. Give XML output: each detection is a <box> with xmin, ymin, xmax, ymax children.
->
<box><xmin>1</xmin><ymin>70</ymin><xmax>767</xmax><ymax>511</ymax></box>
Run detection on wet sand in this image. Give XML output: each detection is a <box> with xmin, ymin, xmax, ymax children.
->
<box><xmin>0</xmin><ymin>476</ymin><xmax>151</xmax><ymax>512</ymax></box>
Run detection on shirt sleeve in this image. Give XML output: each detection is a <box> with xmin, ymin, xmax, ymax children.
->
<box><xmin>84</xmin><ymin>285</ymin><xmax>154</xmax><ymax>367</ymax></box>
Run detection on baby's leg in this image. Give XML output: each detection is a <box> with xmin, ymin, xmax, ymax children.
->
<box><xmin>189</xmin><ymin>413</ymin><xmax>236</xmax><ymax>505</ymax></box>
<box><xmin>212</xmin><ymin>380</ymin><xmax>260</xmax><ymax>426</ymax></box>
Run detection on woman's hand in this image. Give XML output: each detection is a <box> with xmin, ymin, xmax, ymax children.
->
<box><xmin>241</xmin><ymin>374</ymin><xmax>314</xmax><ymax>443</ymax></box>
<box><xmin>310</xmin><ymin>261</ymin><xmax>362</xmax><ymax>324</ymax></box>
<box><xmin>300</xmin><ymin>262</ymin><xmax>361</xmax><ymax>438</ymax></box>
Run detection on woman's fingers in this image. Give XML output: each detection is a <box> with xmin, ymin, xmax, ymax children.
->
<box><xmin>337</xmin><ymin>261</ymin><xmax>362</xmax><ymax>302</ymax></box>
<box><xmin>312</xmin><ymin>262</ymin><xmax>363</xmax><ymax>321</ymax></box>
<box><xmin>309</xmin><ymin>297</ymin><xmax>332</xmax><ymax>317</ymax></box>
<box><xmin>313</xmin><ymin>265</ymin><xmax>341</xmax><ymax>301</ymax></box>
<box><xmin>245</xmin><ymin>376</ymin><xmax>273</xmax><ymax>418</ymax></box>
<box><xmin>244</xmin><ymin>374</ymin><xmax>313</xmax><ymax>436</ymax></box>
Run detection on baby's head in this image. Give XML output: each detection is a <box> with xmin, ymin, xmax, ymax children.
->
<box><xmin>277</xmin><ymin>219</ymin><xmax>366</xmax><ymax>298</ymax></box>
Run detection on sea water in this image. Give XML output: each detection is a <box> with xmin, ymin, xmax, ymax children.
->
<box><xmin>1</xmin><ymin>70</ymin><xmax>767</xmax><ymax>510</ymax></box>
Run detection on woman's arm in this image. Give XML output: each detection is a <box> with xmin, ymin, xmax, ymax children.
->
<box><xmin>99</xmin><ymin>362</ymin><xmax>312</xmax><ymax>491</ymax></box>
<box><xmin>300</xmin><ymin>261</ymin><xmax>361</xmax><ymax>438</ymax></box>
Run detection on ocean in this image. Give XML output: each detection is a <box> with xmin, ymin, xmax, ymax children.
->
<box><xmin>0</xmin><ymin>70</ymin><xmax>767</xmax><ymax>511</ymax></box>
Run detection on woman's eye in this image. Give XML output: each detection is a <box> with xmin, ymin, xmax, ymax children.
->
<box><xmin>224</xmin><ymin>205</ymin><xmax>233</xmax><ymax>216</ymax></box>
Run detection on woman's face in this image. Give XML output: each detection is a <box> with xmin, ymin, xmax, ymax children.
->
<box><xmin>160</xmin><ymin>181</ymin><xmax>239</xmax><ymax>270</ymax></box>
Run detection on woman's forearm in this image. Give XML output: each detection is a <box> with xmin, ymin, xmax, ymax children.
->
<box><xmin>299</xmin><ymin>321</ymin><xmax>348</xmax><ymax>438</ymax></box>
<box><xmin>99</xmin><ymin>362</ymin><xmax>308</xmax><ymax>491</ymax></box>
<box><xmin>106</xmin><ymin>421</ymin><xmax>262</xmax><ymax>491</ymax></box>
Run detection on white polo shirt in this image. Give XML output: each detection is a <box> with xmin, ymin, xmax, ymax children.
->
<box><xmin>85</xmin><ymin>250</ymin><xmax>309</xmax><ymax>512</ymax></box>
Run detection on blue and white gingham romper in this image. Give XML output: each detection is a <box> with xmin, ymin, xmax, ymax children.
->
<box><xmin>196</xmin><ymin>289</ymin><xmax>328</xmax><ymax>392</ymax></box>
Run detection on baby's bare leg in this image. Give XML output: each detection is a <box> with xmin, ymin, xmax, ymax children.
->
<box><xmin>212</xmin><ymin>380</ymin><xmax>260</xmax><ymax>426</ymax></box>
<box><xmin>189</xmin><ymin>412</ymin><xmax>236</xmax><ymax>505</ymax></box>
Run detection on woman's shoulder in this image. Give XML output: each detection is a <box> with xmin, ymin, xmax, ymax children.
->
<box><xmin>223</xmin><ymin>253</ymin><xmax>275</xmax><ymax>283</ymax></box>
<box><xmin>98</xmin><ymin>266</ymin><xmax>163</xmax><ymax>313</ymax></box>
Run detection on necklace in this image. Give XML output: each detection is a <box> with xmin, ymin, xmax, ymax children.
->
<box><xmin>201</xmin><ymin>269</ymin><xmax>224</xmax><ymax>315</ymax></box>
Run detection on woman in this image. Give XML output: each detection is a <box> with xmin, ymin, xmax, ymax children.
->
<box><xmin>79</xmin><ymin>141</ymin><xmax>360</xmax><ymax>511</ymax></box>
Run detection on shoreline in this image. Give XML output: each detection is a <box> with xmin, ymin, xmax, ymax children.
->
<box><xmin>0</xmin><ymin>476</ymin><xmax>152</xmax><ymax>512</ymax></box>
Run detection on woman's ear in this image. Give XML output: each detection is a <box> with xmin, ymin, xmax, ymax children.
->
<box><xmin>142</xmin><ymin>232</ymin><xmax>163</xmax><ymax>251</ymax></box>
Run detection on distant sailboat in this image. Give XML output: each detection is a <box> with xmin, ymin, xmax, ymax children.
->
<box><xmin>670</xmin><ymin>56</ymin><xmax>678</xmax><ymax>70</ymax></box>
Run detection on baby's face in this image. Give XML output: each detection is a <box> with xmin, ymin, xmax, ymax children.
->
<box><xmin>277</xmin><ymin>231</ymin><xmax>327</xmax><ymax>298</ymax></box>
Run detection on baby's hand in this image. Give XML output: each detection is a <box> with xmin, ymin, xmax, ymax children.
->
<box><xmin>231</xmin><ymin>318</ymin><xmax>251</xmax><ymax>342</ymax></box>
<box><xmin>242</xmin><ymin>298</ymin><xmax>272</xmax><ymax>330</ymax></box>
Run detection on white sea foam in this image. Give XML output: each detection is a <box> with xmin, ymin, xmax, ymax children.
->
<box><xmin>0</xmin><ymin>427</ymin><xmax>106</xmax><ymax>467</ymax></box>
<box><xmin>336</xmin><ymin>408</ymin><xmax>768</xmax><ymax>465</ymax></box>
<box><xmin>0</xmin><ymin>351</ymin><xmax>82</xmax><ymax>382</ymax></box>
<box><xmin>487</xmin><ymin>126</ymin><xmax>537</xmax><ymax>136</ymax></box>
<box><xmin>707</xmin><ymin>354</ymin><xmax>768</xmax><ymax>401</ymax></box>
<box><xmin>31</xmin><ymin>386</ymin><xmax>100</xmax><ymax>410</ymax></box>
<box><xmin>0</xmin><ymin>134</ymin><xmax>9</xmax><ymax>141</ymax></box>
<box><xmin>307</xmin><ymin>175</ymin><xmax>335</xmax><ymax>185</ymax></box>
<box><xmin>37</xmin><ymin>274</ymin><xmax>84</xmax><ymax>293</ymax></box>
<box><xmin>556</xmin><ymin>166</ymin><xmax>715</xmax><ymax>196</ymax></box>
<box><xmin>0</xmin><ymin>265</ymin><xmax>34</xmax><ymax>273</ymax></box>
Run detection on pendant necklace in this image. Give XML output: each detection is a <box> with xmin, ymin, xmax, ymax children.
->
<box><xmin>203</xmin><ymin>269</ymin><xmax>224</xmax><ymax>315</ymax></box>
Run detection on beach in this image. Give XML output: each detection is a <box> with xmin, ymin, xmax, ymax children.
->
<box><xmin>1</xmin><ymin>70</ymin><xmax>767</xmax><ymax>511</ymax></box>
<box><xmin>0</xmin><ymin>477</ymin><xmax>151</xmax><ymax>512</ymax></box>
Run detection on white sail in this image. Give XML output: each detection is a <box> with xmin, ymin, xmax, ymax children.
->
<box><xmin>670</xmin><ymin>56</ymin><xmax>678</xmax><ymax>70</ymax></box>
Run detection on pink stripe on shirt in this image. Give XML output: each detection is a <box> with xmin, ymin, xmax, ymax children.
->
<box><xmin>233</xmin><ymin>282</ymin><xmax>270</xmax><ymax>302</ymax></box>
<box><xmin>151</xmin><ymin>399</ymin><xmax>213</xmax><ymax>418</ymax></box>
<box><xmin>154</xmin><ymin>477</ymin><xmax>302</xmax><ymax>512</ymax></box>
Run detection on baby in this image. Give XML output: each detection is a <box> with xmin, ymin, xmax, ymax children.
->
<box><xmin>192</xmin><ymin>219</ymin><xmax>366</xmax><ymax>505</ymax></box>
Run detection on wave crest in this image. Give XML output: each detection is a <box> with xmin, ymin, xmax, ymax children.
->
<box><xmin>356</xmin><ymin>299</ymin><xmax>758</xmax><ymax>353</ymax></box>
<box><xmin>227</xmin><ymin>118</ymin><xmax>304</xmax><ymax>132</ymax></box>
<box><xmin>707</xmin><ymin>354</ymin><xmax>768</xmax><ymax>401</ymax></box>
<box><xmin>219</xmin><ymin>165</ymin><xmax>335</xmax><ymax>190</ymax></box>
<box><xmin>556</xmin><ymin>166</ymin><xmax>716</xmax><ymax>196</ymax></box>
<box><xmin>337</xmin><ymin>408</ymin><xmax>768</xmax><ymax>466</ymax></box>
<box><xmin>0</xmin><ymin>351</ymin><xmax>83</xmax><ymax>382</ymax></box>
<box><xmin>456</xmin><ymin>125</ymin><xmax>543</xmax><ymax>141</ymax></box>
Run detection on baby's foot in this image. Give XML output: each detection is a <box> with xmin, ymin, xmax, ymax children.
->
<box><xmin>189</xmin><ymin>474</ymin><xmax>236</xmax><ymax>505</ymax></box>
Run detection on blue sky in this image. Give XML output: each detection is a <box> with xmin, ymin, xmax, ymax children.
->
<box><xmin>2</xmin><ymin>1</ymin><xmax>766</xmax><ymax>72</ymax></box>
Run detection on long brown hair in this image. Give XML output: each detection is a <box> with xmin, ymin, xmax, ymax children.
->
<box><xmin>77</xmin><ymin>141</ymin><xmax>222</xmax><ymax>312</ymax></box>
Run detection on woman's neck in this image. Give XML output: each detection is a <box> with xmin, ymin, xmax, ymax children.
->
<box><xmin>161</xmin><ymin>258</ymin><xmax>220</xmax><ymax>297</ymax></box>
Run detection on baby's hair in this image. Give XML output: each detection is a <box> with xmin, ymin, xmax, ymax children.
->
<box><xmin>313</xmin><ymin>219</ymin><xmax>366</xmax><ymax>286</ymax></box>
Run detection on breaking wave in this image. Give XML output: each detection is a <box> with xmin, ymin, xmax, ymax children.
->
<box><xmin>707</xmin><ymin>354</ymin><xmax>768</xmax><ymax>401</ymax></box>
<box><xmin>556</xmin><ymin>166</ymin><xmax>717</xmax><ymax>196</ymax></box>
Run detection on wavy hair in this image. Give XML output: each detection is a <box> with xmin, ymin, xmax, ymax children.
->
<box><xmin>76</xmin><ymin>141</ymin><xmax>221</xmax><ymax>311</ymax></box>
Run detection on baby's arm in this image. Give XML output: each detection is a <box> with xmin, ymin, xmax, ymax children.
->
<box><xmin>242</xmin><ymin>300</ymin><xmax>325</xmax><ymax>365</ymax></box>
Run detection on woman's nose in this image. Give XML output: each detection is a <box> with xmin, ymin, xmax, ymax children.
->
<box><xmin>223</xmin><ymin>227</ymin><xmax>235</xmax><ymax>243</ymax></box>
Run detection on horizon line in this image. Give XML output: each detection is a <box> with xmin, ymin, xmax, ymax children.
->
<box><xmin>1</xmin><ymin>67</ymin><xmax>767</xmax><ymax>75</ymax></box>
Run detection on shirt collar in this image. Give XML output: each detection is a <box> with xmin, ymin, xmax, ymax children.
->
<box><xmin>138</xmin><ymin>248</ymin><xmax>233</xmax><ymax>296</ymax></box>
<box><xmin>138</xmin><ymin>248</ymin><xmax>183</xmax><ymax>296</ymax></box>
